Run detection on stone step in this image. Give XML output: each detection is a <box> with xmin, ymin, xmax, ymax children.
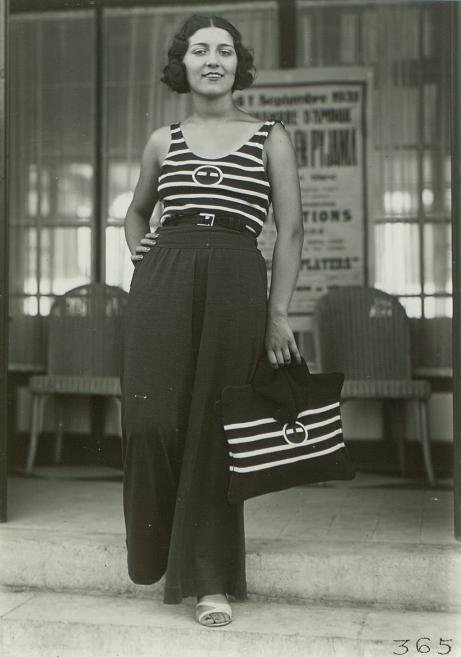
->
<box><xmin>1</xmin><ymin>527</ymin><xmax>460</xmax><ymax>611</ymax></box>
<box><xmin>1</xmin><ymin>589</ymin><xmax>460</xmax><ymax>657</ymax></box>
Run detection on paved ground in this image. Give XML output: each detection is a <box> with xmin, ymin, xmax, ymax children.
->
<box><xmin>4</xmin><ymin>466</ymin><xmax>457</xmax><ymax>545</ymax></box>
<box><xmin>1</xmin><ymin>467</ymin><xmax>459</xmax><ymax>657</ymax></box>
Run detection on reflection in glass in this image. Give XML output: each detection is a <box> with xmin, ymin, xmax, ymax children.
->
<box><xmin>40</xmin><ymin>227</ymin><xmax>91</xmax><ymax>295</ymax></box>
<box><xmin>107</xmin><ymin>161</ymin><xmax>137</xmax><ymax>225</ymax></box>
<box><xmin>424</xmin><ymin>223</ymin><xmax>452</xmax><ymax>295</ymax></box>
<box><xmin>56</xmin><ymin>163</ymin><xmax>93</xmax><ymax>221</ymax></box>
<box><xmin>105</xmin><ymin>226</ymin><xmax>133</xmax><ymax>291</ymax></box>
<box><xmin>374</xmin><ymin>223</ymin><xmax>421</xmax><ymax>295</ymax></box>
<box><xmin>424</xmin><ymin>297</ymin><xmax>452</xmax><ymax>319</ymax></box>
<box><xmin>398</xmin><ymin>296</ymin><xmax>422</xmax><ymax>318</ymax></box>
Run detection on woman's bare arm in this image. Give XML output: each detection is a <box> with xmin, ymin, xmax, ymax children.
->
<box><xmin>264</xmin><ymin>123</ymin><xmax>304</xmax><ymax>368</ymax></box>
<box><xmin>124</xmin><ymin>126</ymin><xmax>169</xmax><ymax>260</ymax></box>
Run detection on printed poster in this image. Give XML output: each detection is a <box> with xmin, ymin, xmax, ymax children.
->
<box><xmin>235</xmin><ymin>67</ymin><xmax>372</xmax><ymax>332</ymax></box>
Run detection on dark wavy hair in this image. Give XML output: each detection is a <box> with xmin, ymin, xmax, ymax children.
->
<box><xmin>161</xmin><ymin>15</ymin><xmax>256</xmax><ymax>94</ymax></box>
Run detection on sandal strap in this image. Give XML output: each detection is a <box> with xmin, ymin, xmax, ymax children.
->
<box><xmin>195</xmin><ymin>601</ymin><xmax>232</xmax><ymax>623</ymax></box>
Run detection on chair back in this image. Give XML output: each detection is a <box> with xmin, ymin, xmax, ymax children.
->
<box><xmin>312</xmin><ymin>286</ymin><xmax>412</xmax><ymax>380</ymax></box>
<box><xmin>47</xmin><ymin>283</ymin><xmax>128</xmax><ymax>376</ymax></box>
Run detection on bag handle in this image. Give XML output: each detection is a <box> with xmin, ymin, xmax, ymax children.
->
<box><xmin>251</xmin><ymin>354</ymin><xmax>311</xmax><ymax>424</ymax></box>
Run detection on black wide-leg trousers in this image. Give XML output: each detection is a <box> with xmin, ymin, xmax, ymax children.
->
<box><xmin>120</xmin><ymin>224</ymin><xmax>268</xmax><ymax>604</ymax></box>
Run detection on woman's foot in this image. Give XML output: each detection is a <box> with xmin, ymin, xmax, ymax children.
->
<box><xmin>195</xmin><ymin>593</ymin><xmax>232</xmax><ymax>627</ymax></box>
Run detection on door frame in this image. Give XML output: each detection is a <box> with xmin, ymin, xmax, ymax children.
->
<box><xmin>451</xmin><ymin>0</ymin><xmax>460</xmax><ymax>540</ymax></box>
<box><xmin>0</xmin><ymin>0</ymin><xmax>8</xmax><ymax>523</ymax></box>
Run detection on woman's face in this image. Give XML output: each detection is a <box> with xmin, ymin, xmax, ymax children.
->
<box><xmin>182</xmin><ymin>26</ymin><xmax>238</xmax><ymax>96</ymax></box>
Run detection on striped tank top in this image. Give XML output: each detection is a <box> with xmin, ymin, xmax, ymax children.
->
<box><xmin>157</xmin><ymin>120</ymin><xmax>281</xmax><ymax>237</ymax></box>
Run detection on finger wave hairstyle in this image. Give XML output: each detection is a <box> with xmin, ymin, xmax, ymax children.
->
<box><xmin>161</xmin><ymin>14</ymin><xmax>256</xmax><ymax>94</ymax></box>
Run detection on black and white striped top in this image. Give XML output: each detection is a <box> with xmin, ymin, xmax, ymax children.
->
<box><xmin>157</xmin><ymin>120</ymin><xmax>281</xmax><ymax>237</ymax></box>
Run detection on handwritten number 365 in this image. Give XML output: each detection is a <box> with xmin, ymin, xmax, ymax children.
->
<box><xmin>393</xmin><ymin>638</ymin><xmax>452</xmax><ymax>654</ymax></box>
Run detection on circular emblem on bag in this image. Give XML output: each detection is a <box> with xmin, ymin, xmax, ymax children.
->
<box><xmin>192</xmin><ymin>165</ymin><xmax>223</xmax><ymax>186</ymax></box>
<box><xmin>282</xmin><ymin>421</ymin><xmax>309</xmax><ymax>446</ymax></box>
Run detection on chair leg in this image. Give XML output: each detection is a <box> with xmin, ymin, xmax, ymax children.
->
<box><xmin>26</xmin><ymin>393</ymin><xmax>47</xmax><ymax>476</ymax></box>
<box><xmin>413</xmin><ymin>399</ymin><xmax>437</xmax><ymax>488</ymax></box>
<box><xmin>111</xmin><ymin>396</ymin><xmax>122</xmax><ymax>439</ymax></box>
<box><xmin>417</xmin><ymin>399</ymin><xmax>437</xmax><ymax>488</ymax></box>
<box><xmin>54</xmin><ymin>397</ymin><xmax>64</xmax><ymax>464</ymax></box>
<box><xmin>385</xmin><ymin>400</ymin><xmax>406</xmax><ymax>477</ymax></box>
<box><xmin>382</xmin><ymin>400</ymin><xmax>393</xmax><ymax>442</ymax></box>
<box><xmin>394</xmin><ymin>401</ymin><xmax>407</xmax><ymax>478</ymax></box>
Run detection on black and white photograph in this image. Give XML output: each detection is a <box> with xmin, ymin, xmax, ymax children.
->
<box><xmin>0</xmin><ymin>0</ymin><xmax>460</xmax><ymax>655</ymax></box>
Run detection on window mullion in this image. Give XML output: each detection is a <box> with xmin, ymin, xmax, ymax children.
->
<box><xmin>93</xmin><ymin>5</ymin><xmax>103</xmax><ymax>283</ymax></box>
<box><xmin>417</xmin><ymin>7</ymin><xmax>425</xmax><ymax>318</ymax></box>
<box><xmin>35</xmin><ymin>25</ymin><xmax>43</xmax><ymax>316</ymax></box>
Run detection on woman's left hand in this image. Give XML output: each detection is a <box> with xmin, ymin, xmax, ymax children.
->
<box><xmin>265</xmin><ymin>315</ymin><xmax>302</xmax><ymax>369</ymax></box>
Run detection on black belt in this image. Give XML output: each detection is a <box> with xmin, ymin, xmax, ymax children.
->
<box><xmin>162</xmin><ymin>211</ymin><xmax>249</xmax><ymax>233</ymax></box>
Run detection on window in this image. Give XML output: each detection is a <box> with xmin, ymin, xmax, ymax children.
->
<box><xmin>297</xmin><ymin>0</ymin><xmax>452</xmax><ymax>318</ymax></box>
<box><xmin>9</xmin><ymin>11</ymin><xmax>95</xmax><ymax>364</ymax></box>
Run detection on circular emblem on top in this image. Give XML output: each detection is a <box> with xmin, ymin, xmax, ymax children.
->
<box><xmin>282</xmin><ymin>421</ymin><xmax>309</xmax><ymax>446</ymax></box>
<box><xmin>192</xmin><ymin>165</ymin><xmax>223</xmax><ymax>186</ymax></box>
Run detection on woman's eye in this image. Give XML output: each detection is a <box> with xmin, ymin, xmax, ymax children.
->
<box><xmin>220</xmin><ymin>50</ymin><xmax>233</xmax><ymax>56</ymax></box>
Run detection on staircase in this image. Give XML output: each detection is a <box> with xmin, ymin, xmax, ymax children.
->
<box><xmin>1</xmin><ymin>469</ymin><xmax>460</xmax><ymax>656</ymax></box>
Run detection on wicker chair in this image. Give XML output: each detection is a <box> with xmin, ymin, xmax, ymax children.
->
<box><xmin>25</xmin><ymin>283</ymin><xmax>128</xmax><ymax>475</ymax></box>
<box><xmin>312</xmin><ymin>286</ymin><xmax>437</xmax><ymax>487</ymax></box>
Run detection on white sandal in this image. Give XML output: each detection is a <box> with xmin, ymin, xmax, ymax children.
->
<box><xmin>195</xmin><ymin>596</ymin><xmax>232</xmax><ymax>627</ymax></box>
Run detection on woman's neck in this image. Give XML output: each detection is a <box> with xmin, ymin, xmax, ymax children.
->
<box><xmin>189</xmin><ymin>93</ymin><xmax>240</xmax><ymax>123</ymax></box>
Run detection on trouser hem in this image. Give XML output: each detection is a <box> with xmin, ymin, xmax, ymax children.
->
<box><xmin>163</xmin><ymin>580</ymin><xmax>248</xmax><ymax>605</ymax></box>
<box><xmin>128</xmin><ymin>568</ymin><xmax>166</xmax><ymax>586</ymax></box>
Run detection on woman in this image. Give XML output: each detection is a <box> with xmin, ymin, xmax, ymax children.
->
<box><xmin>121</xmin><ymin>14</ymin><xmax>303</xmax><ymax>627</ymax></box>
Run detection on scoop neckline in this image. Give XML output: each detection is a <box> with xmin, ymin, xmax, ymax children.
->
<box><xmin>177</xmin><ymin>120</ymin><xmax>269</xmax><ymax>161</ymax></box>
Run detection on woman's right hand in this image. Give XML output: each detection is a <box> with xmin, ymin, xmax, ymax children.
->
<box><xmin>131</xmin><ymin>230</ymin><xmax>159</xmax><ymax>263</ymax></box>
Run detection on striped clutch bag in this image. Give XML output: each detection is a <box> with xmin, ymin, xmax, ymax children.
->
<box><xmin>219</xmin><ymin>358</ymin><xmax>355</xmax><ymax>503</ymax></box>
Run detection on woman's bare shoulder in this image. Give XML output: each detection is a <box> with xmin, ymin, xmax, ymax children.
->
<box><xmin>146</xmin><ymin>125</ymin><xmax>171</xmax><ymax>149</ymax></box>
<box><xmin>142</xmin><ymin>125</ymin><xmax>172</xmax><ymax>166</ymax></box>
<box><xmin>265</xmin><ymin>121</ymin><xmax>291</xmax><ymax>148</ymax></box>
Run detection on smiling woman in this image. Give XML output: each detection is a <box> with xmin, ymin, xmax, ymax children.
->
<box><xmin>182</xmin><ymin>36</ymin><xmax>238</xmax><ymax>110</ymax></box>
<box><xmin>121</xmin><ymin>13</ymin><xmax>304</xmax><ymax>630</ymax></box>
<box><xmin>160</xmin><ymin>14</ymin><xmax>255</xmax><ymax>94</ymax></box>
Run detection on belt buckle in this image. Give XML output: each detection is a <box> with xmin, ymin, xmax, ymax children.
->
<box><xmin>197</xmin><ymin>212</ymin><xmax>215</xmax><ymax>226</ymax></box>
